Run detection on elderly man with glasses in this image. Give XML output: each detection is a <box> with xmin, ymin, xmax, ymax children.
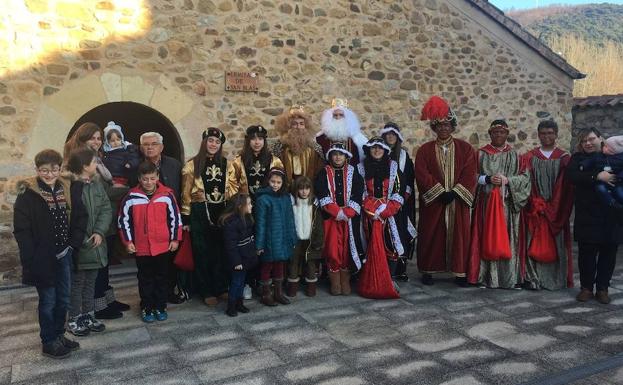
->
<box><xmin>139</xmin><ymin>132</ymin><xmax>185</xmax><ymax>304</ymax></box>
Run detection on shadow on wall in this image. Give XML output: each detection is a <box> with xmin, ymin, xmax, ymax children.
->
<box><xmin>67</xmin><ymin>101</ymin><xmax>184</xmax><ymax>162</ymax></box>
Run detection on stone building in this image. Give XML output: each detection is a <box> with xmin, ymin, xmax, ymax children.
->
<box><xmin>572</xmin><ymin>94</ymin><xmax>623</xmax><ymax>148</ymax></box>
<box><xmin>0</xmin><ymin>0</ymin><xmax>583</xmax><ymax>283</ymax></box>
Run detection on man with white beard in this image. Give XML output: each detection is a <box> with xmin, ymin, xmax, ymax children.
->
<box><xmin>316</xmin><ymin>99</ymin><xmax>368</xmax><ymax>166</ymax></box>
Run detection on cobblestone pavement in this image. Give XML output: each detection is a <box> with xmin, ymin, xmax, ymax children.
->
<box><xmin>1</xmin><ymin>255</ymin><xmax>622</xmax><ymax>385</ymax></box>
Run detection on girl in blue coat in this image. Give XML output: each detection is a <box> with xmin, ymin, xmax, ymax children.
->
<box><xmin>255</xmin><ymin>167</ymin><xmax>298</xmax><ymax>306</ymax></box>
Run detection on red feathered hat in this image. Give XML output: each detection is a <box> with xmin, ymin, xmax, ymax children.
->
<box><xmin>420</xmin><ymin>96</ymin><xmax>457</xmax><ymax>128</ymax></box>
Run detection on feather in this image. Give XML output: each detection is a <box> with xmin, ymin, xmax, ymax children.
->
<box><xmin>420</xmin><ymin>96</ymin><xmax>450</xmax><ymax>121</ymax></box>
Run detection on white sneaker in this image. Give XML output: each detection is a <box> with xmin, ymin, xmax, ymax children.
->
<box><xmin>243</xmin><ymin>284</ymin><xmax>252</xmax><ymax>300</ymax></box>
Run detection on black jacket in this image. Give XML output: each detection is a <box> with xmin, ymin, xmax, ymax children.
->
<box><xmin>567</xmin><ymin>152</ymin><xmax>623</xmax><ymax>244</ymax></box>
<box><xmin>13</xmin><ymin>177</ymin><xmax>88</xmax><ymax>287</ymax></box>
<box><xmin>222</xmin><ymin>215</ymin><xmax>258</xmax><ymax>270</ymax></box>
<box><xmin>158</xmin><ymin>155</ymin><xmax>182</xmax><ymax>201</ymax></box>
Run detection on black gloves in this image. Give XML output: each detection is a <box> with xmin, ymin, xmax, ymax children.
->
<box><xmin>439</xmin><ymin>191</ymin><xmax>458</xmax><ymax>205</ymax></box>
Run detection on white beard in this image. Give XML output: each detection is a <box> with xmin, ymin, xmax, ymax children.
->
<box><xmin>324</xmin><ymin>119</ymin><xmax>350</xmax><ymax>141</ymax></box>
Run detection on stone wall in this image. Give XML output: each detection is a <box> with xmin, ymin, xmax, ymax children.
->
<box><xmin>0</xmin><ymin>0</ymin><xmax>576</xmax><ymax>284</ymax></box>
<box><xmin>572</xmin><ymin>104</ymin><xmax>623</xmax><ymax>148</ymax></box>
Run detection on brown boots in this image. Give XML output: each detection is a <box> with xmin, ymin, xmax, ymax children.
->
<box><xmin>576</xmin><ymin>288</ymin><xmax>593</xmax><ymax>302</ymax></box>
<box><xmin>329</xmin><ymin>270</ymin><xmax>351</xmax><ymax>295</ymax></box>
<box><xmin>340</xmin><ymin>270</ymin><xmax>351</xmax><ymax>295</ymax></box>
<box><xmin>328</xmin><ymin>270</ymin><xmax>341</xmax><ymax>295</ymax></box>
<box><xmin>273</xmin><ymin>279</ymin><xmax>291</xmax><ymax>305</ymax></box>
<box><xmin>576</xmin><ymin>287</ymin><xmax>611</xmax><ymax>304</ymax></box>
<box><xmin>596</xmin><ymin>290</ymin><xmax>611</xmax><ymax>304</ymax></box>
<box><xmin>260</xmin><ymin>281</ymin><xmax>277</xmax><ymax>307</ymax></box>
<box><xmin>286</xmin><ymin>280</ymin><xmax>299</xmax><ymax>297</ymax></box>
<box><xmin>305</xmin><ymin>281</ymin><xmax>317</xmax><ymax>297</ymax></box>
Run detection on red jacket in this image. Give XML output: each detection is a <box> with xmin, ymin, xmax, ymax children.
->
<box><xmin>118</xmin><ymin>182</ymin><xmax>182</xmax><ymax>257</ymax></box>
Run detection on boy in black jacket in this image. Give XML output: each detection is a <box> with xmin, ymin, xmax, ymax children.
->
<box><xmin>13</xmin><ymin>149</ymin><xmax>87</xmax><ymax>359</ymax></box>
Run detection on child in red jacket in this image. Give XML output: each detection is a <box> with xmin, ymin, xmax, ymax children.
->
<box><xmin>118</xmin><ymin>161</ymin><xmax>182</xmax><ymax>323</ymax></box>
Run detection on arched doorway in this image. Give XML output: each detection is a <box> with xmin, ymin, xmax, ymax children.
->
<box><xmin>67</xmin><ymin>102</ymin><xmax>184</xmax><ymax>161</ymax></box>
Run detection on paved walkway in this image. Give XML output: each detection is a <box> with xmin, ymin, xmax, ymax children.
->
<box><xmin>1</xmin><ymin>257</ymin><xmax>622</xmax><ymax>385</ymax></box>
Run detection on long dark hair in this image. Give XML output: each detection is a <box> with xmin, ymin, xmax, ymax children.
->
<box><xmin>241</xmin><ymin>133</ymin><xmax>271</xmax><ymax>170</ymax></box>
<box><xmin>192</xmin><ymin>133</ymin><xmax>223</xmax><ymax>178</ymax></box>
<box><xmin>219</xmin><ymin>193</ymin><xmax>253</xmax><ymax>226</ymax></box>
<box><xmin>383</xmin><ymin>134</ymin><xmax>402</xmax><ymax>163</ymax></box>
<box><xmin>64</xmin><ymin>122</ymin><xmax>103</xmax><ymax>161</ymax></box>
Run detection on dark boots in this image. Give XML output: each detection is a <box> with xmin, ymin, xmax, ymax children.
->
<box><xmin>286</xmin><ymin>280</ymin><xmax>299</xmax><ymax>297</ymax></box>
<box><xmin>236</xmin><ymin>299</ymin><xmax>250</xmax><ymax>313</ymax></box>
<box><xmin>328</xmin><ymin>270</ymin><xmax>341</xmax><ymax>295</ymax></box>
<box><xmin>260</xmin><ymin>281</ymin><xmax>277</xmax><ymax>307</ymax></box>
<box><xmin>340</xmin><ymin>270</ymin><xmax>351</xmax><ymax>295</ymax></box>
<box><xmin>225</xmin><ymin>301</ymin><xmax>238</xmax><ymax>317</ymax></box>
<box><xmin>273</xmin><ymin>279</ymin><xmax>290</xmax><ymax>305</ymax></box>
<box><xmin>305</xmin><ymin>280</ymin><xmax>317</xmax><ymax>297</ymax></box>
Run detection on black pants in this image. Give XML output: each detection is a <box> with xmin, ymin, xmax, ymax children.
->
<box><xmin>136</xmin><ymin>253</ymin><xmax>169</xmax><ymax>311</ymax></box>
<box><xmin>578</xmin><ymin>242</ymin><xmax>618</xmax><ymax>291</ymax></box>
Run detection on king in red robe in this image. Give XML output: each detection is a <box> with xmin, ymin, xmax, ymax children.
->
<box><xmin>520</xmin><ymin>120</ymin><xmax>574</xmax><ymax>290</ymax></box>
<box><xmin>415</xmin><ymin>96</ymin><xmax>478</xmax><ymax>286</ymax></box>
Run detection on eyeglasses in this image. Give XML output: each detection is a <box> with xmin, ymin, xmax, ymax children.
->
<box><xmin>37</xmin><ymin>168</ymin><xmax>61</xmax><ymax>175</ymax></box>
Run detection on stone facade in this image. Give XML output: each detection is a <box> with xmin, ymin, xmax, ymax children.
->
<box><xmin>0</xmin><ymin>0</ymin><xmax>579</xmax><ymax>284</ymax></box>
<box><xmin>572</xmin><ymin>95</ymin><xmax>623</xmax><ymax>150</ymax></box>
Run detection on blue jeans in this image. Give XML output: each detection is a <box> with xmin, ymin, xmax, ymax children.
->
<box><xmin>35</xmin><ymin>249</ymin><xmax>72</xmax><ymax>344</ymax></box>
<box><xmin>228</xmin><ymin>270</ymin><xmax>246</xmax><ymax>303</ymax></box>
<box><xmin>595</xmin><ymin>183</ymin><xmax>623</xmax><ymax>206</ymax></box>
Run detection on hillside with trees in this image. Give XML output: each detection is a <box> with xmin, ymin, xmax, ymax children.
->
<box><xmin>506</xmin><ymin>3</ymin><xmax>623</xmax><ymax>97</ymax></box>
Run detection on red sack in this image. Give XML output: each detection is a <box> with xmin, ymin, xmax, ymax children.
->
<box><xmin>481</xmin><ymin>187</ymin><xmax>512</xmax><ymax>261</ymax></box>
<box><xmin>527</xmin><ymin>197</ymin><xmax>557</xmax><ymax>263</ymax></box>
<box><xmin>174</xmin><ymin>230</ymin><xmax>194</xmax><ymax>271</ymax></box>
<box><xmin>358</xmin><ymin>219</ymin><xmax>400</xmax><ymax>299</ymax></box>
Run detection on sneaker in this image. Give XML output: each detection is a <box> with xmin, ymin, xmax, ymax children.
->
<box><xmin>154</xmin><ymin>309</ymin><xmax>168</xmax><ymax>321</ymax></box>
<box><xmin>67</xmin><ymin>315</ymin><xmax>90</xmax><ymax>337</ymax></box>
<box><xmin>167</xmin><ymin>292</ymin><xmax>185</xmax><ymax>305</ymax></box>
<box><xmin>395</xmin><ymin>273</ymin><xmax>409</xmax><ymax>282</ymax></box>
<box><xmin>110</xmin><ymin>300</ymin><xmax>130</xmax><ymax>312</ymax></box>
<box><xmin>243</xmin><ymin>284</ymin><xmax>253</xmax><ymax>300</ymax></box>
<box><xmin>59</xmin><ymin>335</ymin><xmax>80</xmax><ymax>351</ymax></box>
<box><xmin>142</xmin><ymin>309</ymin><xmax>156</xmax><ymax>323</ymax></box>
<box><xmin>42</xmin><ymin>339</ymin><xmax>71</xmax><ymax>359</ymax></box>
<box><xmin>95</xmin><ymin>306</ymin><xmax>123</xmax><ymax>320</ymax></box>
<box><xmin>82</xmin><ymin>314</ymin><xmax>106</xmax><ymax>333</ymax></box>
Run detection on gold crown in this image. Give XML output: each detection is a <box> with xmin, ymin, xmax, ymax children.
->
<box><xmin>331</xmin><ymin>98</ymin><xmax>348</xmax><ymax>109</ymax></box>
<box><xmin>289</xmin><ymin>104</ymin><xmax>306</xmax><ymax>115</ymax></box>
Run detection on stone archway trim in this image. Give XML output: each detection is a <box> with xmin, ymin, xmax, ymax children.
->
<box><xmin>27</xmin><ymin>72</ymin><xmax>195</xmax><ymax>160</ymax></box>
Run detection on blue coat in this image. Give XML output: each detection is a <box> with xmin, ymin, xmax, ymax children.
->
<box><xmin>255</xmin><ymin>187</ymin><xmax>298</xmax><ymax>262</ymax></box>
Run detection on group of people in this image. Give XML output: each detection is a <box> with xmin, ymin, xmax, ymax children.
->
<box><xmin>13</xmin><ymin>95</ymin><xmax>622</xmax><ymax>359</ymax></box>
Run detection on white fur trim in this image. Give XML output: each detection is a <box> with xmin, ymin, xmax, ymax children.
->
<box><xmin>325</xmin><ymin>147</ymin><xmax>353</xmax><ymax>161</ymax></box>
<box><xmin>348</xmin><ymin>218</ymin><xmax>362</xmax><ymax>270</ymax></box>
<box><xmin>348</xmin><ymin>200</ymin><xmax>361</xmax><ymax>214</ymax></box>
<box><xmin>399</xmin><ymin>149</ymin><xmax>407</xmax><ymax>172</ymax></box>
<box><xmin>380</xmin><ymin>126</ymin><xmax>404</xmax><ymax>142</ymax></box>
<box><xmin>363</xmin><ymin>141</ymin><xmax>391</xmax><ymax>153</ymax></box>
<box><xmin>388</xmin><ymin>216</ymin><xmax>405</xmax><ymax>256</ymax></box>
<box><xmin>319</xmin><ymin>196</ymin><xmax>333</xmax><ymax>207</ymax></box>
<box><xmin>407</xmin><ymin>217</ymin><xmax>417</xmax><ymax>239</ymax></box>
